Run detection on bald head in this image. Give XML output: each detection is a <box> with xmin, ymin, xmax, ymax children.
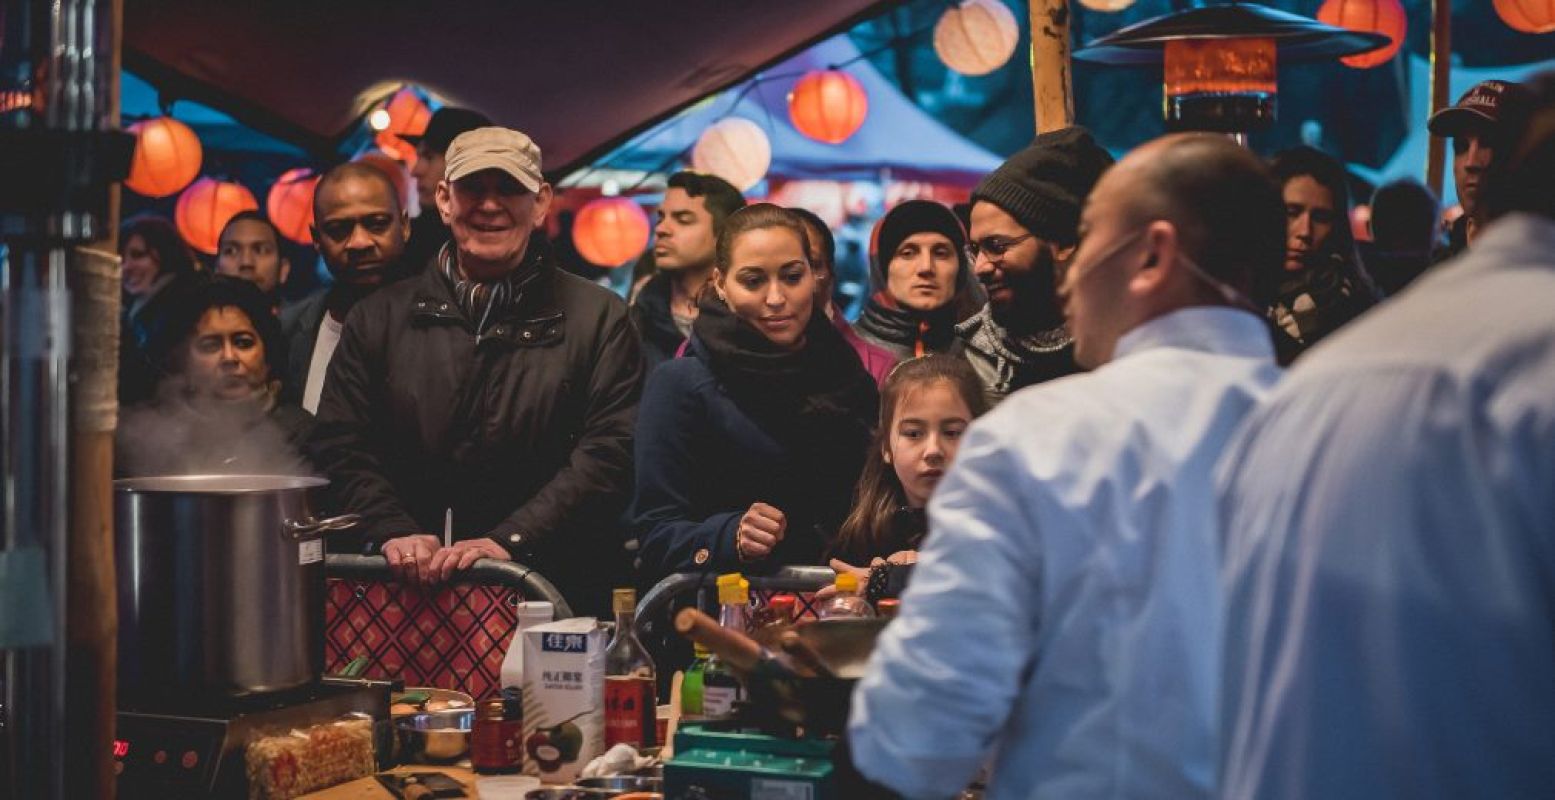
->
<box><xmin>1107</xmin><ymin>134</ymin><xmax>1284</xmax><ymax>298</ymax></box>
<box><xmin>1063</xmin><ymin>134</ymin><xmax>1283</xmax><ymax>368</ymax></box>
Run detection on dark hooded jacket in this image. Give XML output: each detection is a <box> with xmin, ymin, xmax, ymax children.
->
<box><xmin>628</xmin><ymin>271</ymin><xmax>688</xmax><ymax>371</ymax></box>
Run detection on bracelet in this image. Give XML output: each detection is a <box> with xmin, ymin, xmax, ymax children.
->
<box><xmin>865</xmin><ymin>563</ymin><xmax>892</xmax><ymax>605</ymax></box>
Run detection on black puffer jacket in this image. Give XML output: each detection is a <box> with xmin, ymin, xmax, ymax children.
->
<box><xmin>309</xmin><ymin>237</ymin><xmax>644</xmax><ymax>614</ymax></box>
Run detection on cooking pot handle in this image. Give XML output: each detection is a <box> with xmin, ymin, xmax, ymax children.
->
<box><xmin>283</xmin><ymin>513</ymin><xmax>362</xmax><ymax>541</ymax></box>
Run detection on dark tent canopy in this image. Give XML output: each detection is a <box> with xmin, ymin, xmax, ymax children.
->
<box><xmin>124</xmin><ymin>0</ymin><xmax>891</xmax><ymax>174</ymax></box>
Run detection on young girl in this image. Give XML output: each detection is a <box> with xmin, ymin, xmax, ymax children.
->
<box><xmin>825</xmin><ymin>354</ymin><xmax>989</xmax><ymax>601</ymax></box>
<box><xmin>629</xmin><ymin>204</ymin><xmax>880</xmax><ymax>581</ymax></box>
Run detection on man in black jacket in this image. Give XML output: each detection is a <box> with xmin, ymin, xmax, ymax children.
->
<box><xmin>310</xmin><ymin>127</ymin><xmax>644</xmax><ymax>615</ymax></box>
<box><xmin>280</xmin><ymin>162</ymin><xmax>409</xmax><ymax>411</ymax></box>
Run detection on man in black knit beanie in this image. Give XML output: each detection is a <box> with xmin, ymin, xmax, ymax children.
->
<box><xmin>957</xmin><ymin>126</ymin><xmax>1113</xmax><ymax>406</ymax></box>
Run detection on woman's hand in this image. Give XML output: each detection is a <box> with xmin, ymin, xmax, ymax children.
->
<box><xmin>735</xmin><ymin>502</ymin><xmax>787</xmax><ymax>562</ymax></box>
<box><xmin>883</xmin><ymin>550</ymin><xmax>918</xmax><ymax>566</ymax></box>
<box><xmin>817</xmin><ymin>558</ymin><xmax>881</xmax><ymax>599</ymax></box>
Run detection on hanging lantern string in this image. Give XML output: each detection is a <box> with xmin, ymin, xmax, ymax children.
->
<box><xmin>598</xmin><ymin>2</ymin><xmax>950</xmax><ymax>193</ymax></box>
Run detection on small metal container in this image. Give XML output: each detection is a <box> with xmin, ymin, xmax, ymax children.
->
<box><xmin>522</xmin><ymin>789</ymin><xmax>615</xmax><ymax>800</ymax></box>
<box><xmin>574</xmin><ymin>776</ymin><xmax>664</xmax><ymax>793</ymax></box>
<box><xmin>396</xmin><ymin>708</ymin><xmax>474</xmax><ymax>764</ymax></box>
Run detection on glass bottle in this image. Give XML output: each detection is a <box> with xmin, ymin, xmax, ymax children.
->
<box><xmin>817</xmin><ymin>572</ymin><xmax>876</xmax><ymax>619</ymax></box>
<box><xmin>680</xmin><ymin>644</ymin><xmax>710</xmax><ymax>716</ymax></box>
<box><xmin>604</xmin><ymin>588</ymin><xmax>657</xmax><ymax>749</ymax></box>
<box><xmin>702</xmin><ymin>574</ymin><xmax>750</xmax><ymax>718</ymax></box>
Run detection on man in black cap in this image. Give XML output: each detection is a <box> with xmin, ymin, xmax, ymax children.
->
<box><xmin>402</xmin><ymin>106</ymin><xmax>493</xmax><ymax>272</ymax></box>
<box><xmin>956</xmin><ymin>126</ymin><xmax>1114</xmax><ymax>406</ymax></box>
<box><xmin>1428</xmin><ymin>79</ymin><xmax>1533</xmax><ymax>261</ymax></box>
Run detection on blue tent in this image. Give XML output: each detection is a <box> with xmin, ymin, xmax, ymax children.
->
<box><xmin>579</xmin><ymin>35</ymin><xmax>1002</xmax><ymax>187</ymax></box>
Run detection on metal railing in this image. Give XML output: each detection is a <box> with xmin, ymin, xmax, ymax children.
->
<box><xmin>634</xmin><ymin>566</ymin><xmax>834</xmax><ymax>641</ymax></box>
<box><xmin>325</xmin><ymin>554</ymin><xmax>574</xmax><ymax>619</ymax></box>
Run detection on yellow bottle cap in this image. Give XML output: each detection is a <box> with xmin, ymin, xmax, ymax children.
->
<box><xmin>717</xmin><ymin>574</ymin><xmax>750</xmax><ymax>605</ymax></box>
<box><xmin>693</xmin><ymin>643</ymin><xmax>711</xmax><ymax>658</ymax></box>
<box><xmin>834</xmin><ymin>572</ymin><xmax>859</xmax><ymax>593</ymax></box>
<box><xmin>612</xmin><ymin>587</ymin><xmax>637</xmax><ymax>614</ymax></box>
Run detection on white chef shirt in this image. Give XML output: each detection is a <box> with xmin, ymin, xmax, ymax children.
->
<box><xmin>301</xmin><ymin>311</ymin><xmax>344</xmax><ymax>414</ymax></box>
<box><xmin>1218</xmin><ymin>213</ymin><xmax>1555</xmax><ymax>799</ymax></box>
<box><xmin>850</xmin><ymin>306</ymin><xmax>1280</xmax><ymax>800</ymax></box>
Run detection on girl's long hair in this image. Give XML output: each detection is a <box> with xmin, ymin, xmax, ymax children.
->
<box><xmin>831</xmin><ymin>354</ymin><xmax>988</xmax><ymax>562</ymax></box>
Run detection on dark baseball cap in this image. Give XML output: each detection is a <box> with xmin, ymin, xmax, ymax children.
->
<box><xmin>401</xmin><ymin>106</ymin><xmax>493</xmax><ymax>154</ymax></box>
<box><xmin>1428</xmin><ymin>80</ymin><xmax>1534</xmax><ymax>139</ymax></box>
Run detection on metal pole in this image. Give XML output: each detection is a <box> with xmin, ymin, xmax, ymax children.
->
<box><xmin>1</xmin><ymin>0</ymin><xmax>122</xmax><ymax>796</ymax></box>
<box><xmin>1426</xmin><ymin>0</ymin><xmax>1452</xmax><ymax>197</ymax></box>
<box><xmin>1031</xmin><ymin>0</ymin><xmax>1076</xmax><ymax>134</ymax></box>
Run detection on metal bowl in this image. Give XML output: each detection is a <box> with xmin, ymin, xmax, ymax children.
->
<box><xmin>395</xmin><ymin>708</ymin><xmax>473</xmax><ymax>763</ymax></box>
<box><xmin>574</xmin><ymin>775</ymin><xmax>664</xmax><ymax>793</ymax></box>
<box><xmin>523</xmin><ymin>789</ymin><xmax>615</xmax><ymax>800</ymax></box>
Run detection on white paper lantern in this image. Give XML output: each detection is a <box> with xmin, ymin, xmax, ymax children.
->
<box><xmin>692</xmin><ymin>117</ymin><xmax>771</xmax><ymax>192</ymax></box>
<box><xmin>934</xmin><ymin>0</ymin><xmax>1021</xmax><ymax>77</ymax></box>
<box><xmin>1077</xmin><ymin>0</ymin><xmax>1137</xmax><ymax>12</ymax></box>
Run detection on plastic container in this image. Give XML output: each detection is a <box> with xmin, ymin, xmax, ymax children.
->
<box><xmin>816</xmin><ymin>573</ymin><xmax>875</xmax><ymax>620</ymax></box>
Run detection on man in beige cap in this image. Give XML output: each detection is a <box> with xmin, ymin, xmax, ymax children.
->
<box><xmin>310</xmin><ymin>126</ymin><xmax>645</xmax><ymax>614</ymax></box>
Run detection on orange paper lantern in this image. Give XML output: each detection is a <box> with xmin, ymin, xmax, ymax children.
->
<box><xmin>175</xmin><ymin>178</ymin><xmax>259</xmax><ymax>255</ymax></box>
<box><xmin>1494</xmin><ymin>0</ymin><xmax>1555</xmax><ymax>33</ymax></box>
<box><xmin>267</xmin><ymin>168</ymin><xmax>320</xmax><ymax>245</ymax></box>
<box><xmin>1317</xmin><ymin>0</ymin><xmax>1407</xmax><ymax>69</ymax></box>
<box><xmin>125</xmin><ymin>117</ymin><xmax>203</xmax><ymax>197</ymax></box>
<box><xmin>788</xmin><ymin>70</ymin><xmax>868</xmax><ymax>145</ymax></box>
<box><xmin>374</xmin><ymin>130</ymin><xmax>419</xmax><ymax>168</ymax></box>
<box><xmin>385</xmin><ymin>88</ymin><xmax>432</xmax><ymax>138</ymax></box>
<box><xmin>573</xmin><ymin>197</ymin><xmax>651</xmax><ymax>268</ymax></box>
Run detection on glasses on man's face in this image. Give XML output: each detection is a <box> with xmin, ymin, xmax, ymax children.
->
<box><xmin>964</xmin><ymin>233</ymin><xmax>1034</xmax><ymax>263</ymax></box>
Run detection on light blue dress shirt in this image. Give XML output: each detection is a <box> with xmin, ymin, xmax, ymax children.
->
<box><xmin>1218</xmin><ymin>213</ymin><xmax>1555</xmax><ymax>799</ymax></box>
<box><xmin>850</xmin><ymin>306</ymin><xmax>1280</xmax><ymax>799</ymax></box>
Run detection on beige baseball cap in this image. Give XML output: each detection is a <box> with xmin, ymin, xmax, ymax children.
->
<box><xmin>443</xmin><ymin>127</ymin><xmax>544</xmax><ymax>192</ymax></box>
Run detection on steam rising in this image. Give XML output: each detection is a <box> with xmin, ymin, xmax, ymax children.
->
<box><xmin>117</xmin><ymin>389</ymin><xmax>312</xmax><ymax>478</ymax></box>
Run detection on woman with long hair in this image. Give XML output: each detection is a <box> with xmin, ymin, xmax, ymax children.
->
<box><xmin>629</xmin><ymin>204</ymin><xmax>879</xmax><ymax>581</ymax></box>
<box><xmin>824</xmin><ymin>354</ymin><xmax>988</xmax><ymax>602</ymax></box>
<box><xmin>119</xmin><ymin>215</ymin><xmax>202</xmax><ymax>404</ymax></box>
<box><xmin>1265</xmin><ymin>146</ymin><xmax>1380</xmax><ymax>364</ymax></box>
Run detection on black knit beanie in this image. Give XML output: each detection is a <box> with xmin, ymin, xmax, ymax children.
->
<box><xmin>971</xmin><ymin>126</ymin><xmax>1114</xmax><ymax>247</ymax></box>
<box><xmin>871</xmin><ymin>199</ymin><xmax>968</xmax><ymax>284</ymax></box>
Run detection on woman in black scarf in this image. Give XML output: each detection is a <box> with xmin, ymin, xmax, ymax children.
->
<box><xmin>855</xmin><ymin>199</ymin><xmax>981</xmax><ymax>360</ymax></box>
<box><xmin>628</xmin><ymin>204</ymin><xmax>879</xmax><ymax>582</ymax></box>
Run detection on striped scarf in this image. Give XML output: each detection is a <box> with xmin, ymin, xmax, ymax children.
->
<box><xmin>437</xmin><ymin>242</ymin><xmax>540</xmax><ymax>336</ymax></box>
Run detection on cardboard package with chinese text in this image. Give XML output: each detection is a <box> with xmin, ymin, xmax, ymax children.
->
<box><xmin>520</xmin><ymin>617</ymin><xmax>606</xmax><ymax>783</ymax></box>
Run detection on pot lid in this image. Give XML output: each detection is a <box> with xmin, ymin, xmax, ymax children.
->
<box><xmin>114</xmin><ymin>475</ymin><xmax>327</xmax><ymax>493</ymax></box>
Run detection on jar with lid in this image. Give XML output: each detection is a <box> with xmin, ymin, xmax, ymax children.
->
<box><xmin>471</xmin><ymin>689</ymin><xmax>524</xmax><ymax>774</ymax></box>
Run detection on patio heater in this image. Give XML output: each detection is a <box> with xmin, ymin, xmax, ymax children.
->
<box><xmin>0</xmin><ymin>0</ymin><xmax>135</xmax><ymax>798</ymax></box>
<box><xmin>1074</xmin><ymin>2</ymin><xmax>1390</xmax><ymax>145</ymax></box>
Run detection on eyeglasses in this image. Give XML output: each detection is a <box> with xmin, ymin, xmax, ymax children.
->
<box><xmin>964</xmin><ymin>233</ymin><xmax>1034</xmax><ymax>263</ymax></box>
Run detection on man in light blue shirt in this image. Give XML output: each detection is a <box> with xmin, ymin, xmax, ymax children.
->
<box><xmin>1218</xmin><ymin>73</ymin><xmax>1555</xmax><ymax>799</ymax></box>
<box><xmin>849</xmin><ymin>134</ymin><xmax>1285</xmax><ymax>799</ymax></box>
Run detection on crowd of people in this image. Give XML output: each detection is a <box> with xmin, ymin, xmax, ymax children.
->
<box><xmin>112</xmin><ymin>71</ymin><xmax>1555</xmax><ymax>796</ymax></box>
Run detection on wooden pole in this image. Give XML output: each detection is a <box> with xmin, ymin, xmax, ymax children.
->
<box><xmin>1426</xmin><ymin>0</ymin><xmax>1452</xmax><ymax>197</ymax></box>
<box><xmin>1031</xmin><ymin>0</ymin><xmax>1075</xmax><ymax>134</ymax></box>
<box><xmin>65</xmin><ymin>0</ymin><xmax>123</xmax><ymax>794</ymax></box>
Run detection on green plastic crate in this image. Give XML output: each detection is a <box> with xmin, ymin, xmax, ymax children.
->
<box><xmin>665</xmin><ymin>722</ymin><xmax>839</xmax><ymax>799</ymax></box>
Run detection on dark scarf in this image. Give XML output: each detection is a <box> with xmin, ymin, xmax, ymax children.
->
<box><xmin>437</xmin><ymin>238</ymin><xmax>545</xmax><ymax>335</ymax></box>
<box><xmin>692</xmin><ymin>294</ymin><xmax>879</xmax><ymax>438</ymax></box>
<box><xmin>856</xmin><ymin>291</ymin><xmax>959</xmax><ymax>357</ymax></box>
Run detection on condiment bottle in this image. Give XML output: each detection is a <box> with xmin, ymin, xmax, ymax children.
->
<box><xmin>703</xmin><ymin>574</ymin><xmax>751</xmax><ymax>717</ymax></box>
<box><xmin>817</xmin><ymin>572</ymin><xmax>876</xmax><ymax>619</ymax></box>
<box><xmin>876</xmin><ymin>598</ymin><xmax>901</xmax><ymax>619</ymax></box>
<box><xmin>604</xmin><ymin>588</ymin><xmax>658</xmax><ymax>749</ymax></box>
<box><xmin>680</xmin><ymin>644</ymin><xmax>710</xmax><ymax>716</ymax></box>
<box><xmin>471</xmin><ymin>691</ymin><xmax>524</xmax><ymax>774</ymax></box>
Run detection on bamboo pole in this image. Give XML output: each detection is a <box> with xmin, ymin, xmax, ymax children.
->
<box><xmin>1030</xmin><ymin>0</ymin><xmax>1075</xmax><ymax>134</ymax></box>
<box><xmin>65</xmin><ymin>0</ymin><xmax>123</xmax><ymax>794</ymax></box>
<box><xmin>1426</xmin><ymin>0</ymin><xmax>1452</xmax><ymax>196</ymax></box>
